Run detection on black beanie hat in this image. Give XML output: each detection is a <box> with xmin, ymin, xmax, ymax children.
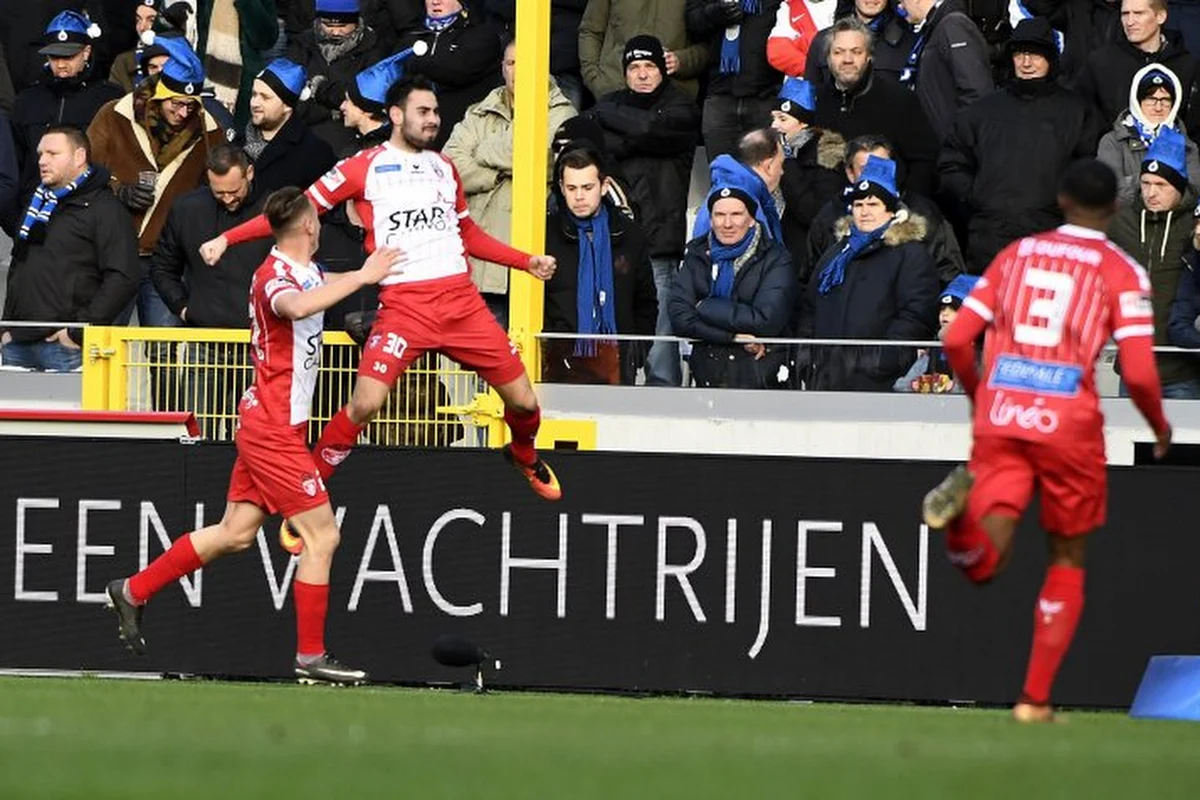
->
<box><xmin>623</xmin><ymin>35</ymin><xmax>667</xmax><ymax>77</ymax></box>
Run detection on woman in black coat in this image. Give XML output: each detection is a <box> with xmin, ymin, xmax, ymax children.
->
<box><xmin>798</xmin><ymin>155</ymin><xmax>939</xmax><ymax>391</ymax></box>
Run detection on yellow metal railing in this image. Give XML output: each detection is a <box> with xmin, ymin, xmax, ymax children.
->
<box><xmin>81</xmin><ymin>326</ymin><xmax>505</xmax><ymax>446</ymax></box>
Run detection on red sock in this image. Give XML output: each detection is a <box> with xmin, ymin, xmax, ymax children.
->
<box><xmin>312</xmin><ymin>407</ymin><xmax>365</xmax><ymax>481</ymax></box>
<box><xmin>504</xmin><ymin>405</ymin><xmax>541</xmax><ymax>465</ymax></box>
<box><xmin>1021</xmin><ymin>565</ymin><xmax>1085</xmax><ymax>705</ymax></box>
<box><xmin>128</xmin><ymin>533</ymin><xmax>203</xmax><ymax>604</ymax></box>
<box><xmin>293</xmin><ymin>580</ymin><xmax>329</xmax><ymax>658</ymax></box>
<box><xmin>945</xmin><ymin>515</ymin><xmax>999</xmax><ymax>584</ymax></box>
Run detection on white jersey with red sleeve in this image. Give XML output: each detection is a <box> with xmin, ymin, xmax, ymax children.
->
<box><xmin>957</xmin><ymin>224</ymin><xmax>1155</xmax><ymax>443</ymax></box>
<box><xmin>305</xmin><ymin>143</ymin><xmax>470</xmax><ymax>286</ymax></box>
<box><xmin>240</xmin><ymin>247</ymin><xmax>325</xmax><ymax>430</ymax></box>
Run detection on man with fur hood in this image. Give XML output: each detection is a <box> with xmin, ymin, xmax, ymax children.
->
<box><xmin>770</xmin><ymin>77</ymin><xmax>845</xmax><ymax>275</ymax></box>
<box><xmin>797</xmin><ymin>155</ymin><xmax>939</xmax><ymax>391</ymax></box>
<box><xmin>1098</xmin><ymin>63</ymin><xmax>1200</xmax><ymax>205</ymax></box>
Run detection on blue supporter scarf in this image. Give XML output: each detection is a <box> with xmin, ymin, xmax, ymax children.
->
<box><xmin>425</xmin><ymin>12</ymin><xmax>460</xmax><ymax>31</ymax></box>
<box><xmin>708</xmin><ymin>224</ymin><xmax>759</xmax><ymax>299</ymax></box>
<box><xmin>719</xmin><ymin>1</ymin><xmax>762</xmax><ymax>76</ymax></box>
<box><xmin>1133</xmin><ymin>116</ymin><xmax>1161</xmax><ymax>148</ymax></box>
<box><xmin>18</xmin><ymin>167</ymin><xmax>92</xmax><ymax>241</ymax></box>
<box><xmin>574</xmin><ymin>205</ymin><xmax>617</xmax><ymax>357</ymax></box>
<box><xmin>817</xmin><ymin>221</ymin><xmax>891</xmax><ymax>296</ymax></box>
<box><xmin>899</xmin><ymin>32</ymin><xmax>928</xmax><ymax>87</ymax></box>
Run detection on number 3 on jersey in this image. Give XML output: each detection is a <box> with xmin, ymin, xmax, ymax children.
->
<box><xmin>1013</xmin><ymin>268</ymin><xmax>1076</xmax><ymax>348</ymax></box>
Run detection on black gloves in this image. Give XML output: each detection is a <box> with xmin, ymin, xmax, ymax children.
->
<box><xmin>710</xmin><ymin>0</ymin><xmax>744</xmax><ymax>25</ymax></box>
<box><xmin>115</xmin><ymin>182</ymin><xmax>156</xmax><ymax>212</ymax></box>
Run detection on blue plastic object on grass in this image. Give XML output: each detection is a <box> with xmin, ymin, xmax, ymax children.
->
<box><xmin>1129</xmin><ymin>656</ymin><xmax>1200</xmax><ymax>721</ymax></box>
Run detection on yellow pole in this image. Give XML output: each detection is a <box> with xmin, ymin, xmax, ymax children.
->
<box><xmin>508</xmin><ymin>0</ymin><xmax>551</xmax><ymax>381</ymax></box>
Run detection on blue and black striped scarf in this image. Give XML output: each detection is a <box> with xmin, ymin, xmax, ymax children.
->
<box><xmin>18</xmin><ymin>167</ymin><xmax>92</xmax><ymax>241</ymax></box>
<box><xmin>720</xmin><ymin>0</ymin><xmax>762</xmax><ymax>76</ymax></box>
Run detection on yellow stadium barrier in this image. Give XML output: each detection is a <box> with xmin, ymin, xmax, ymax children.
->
<box><xmin>80</xmin><ymin>326</ymin><xmax>505</xmax><ymax>447</ymax></box>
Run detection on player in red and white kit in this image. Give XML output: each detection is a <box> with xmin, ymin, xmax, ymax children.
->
<box><xmin>200</xmin><ymin>75</ymin><xmax>563</xmax><ymax>537</ymax></box>
<box><xmin>106</xmin><ymin>188</ymin><xmax>397</xmax><ymax>685</ymax></box>
<box><xmin>922</xmin><ymin>160</ymin><xmax>1173</xmax><ymax>722</ymax></box>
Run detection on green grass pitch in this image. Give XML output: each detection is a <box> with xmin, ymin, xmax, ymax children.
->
<box><xmin>0</xmin><ymin>677</ymin><xmax>1198</xmax><ymax>798</ymax></box>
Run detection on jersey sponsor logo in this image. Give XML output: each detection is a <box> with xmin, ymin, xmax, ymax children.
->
<box><xmin>387</xmin><ymin>205</ymin><xmax>450</xmax><ymax>233</ymax></box>
<box><xmin>1119</xmin><ymin>290</ymin><xmax>1153</xmax><ymax>319</ymax></box>
<box><xmin>988</xmin><ymin>355</ymin><xmax>1082</xmax><ymax>397</ymax></box>
<box><xmin>302</xmin><ymin>330</ymin><xmax>322</xmax><ymax>370</ymax></box>
<box><xmin>1016</xmin><ymin>236</ymin><xmax>1103</xmax><ymax>266</ymax></box>
<box><xmin>374</xmin><ymin>164</ymin><xmax>403</xmax><ymax>173</ymax></box>
<box><xmin>320</xmin><ymin>167</ymin><xmax>347</xmax><ymax>192</ymax></box>
<box><xmin>988</xmin><ymin>390</ymin><xmax>1060</xmax><ymax>434</ymax></box>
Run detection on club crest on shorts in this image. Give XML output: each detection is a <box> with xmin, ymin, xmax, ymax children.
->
<box><xmin>301</xmin><ymin>477</ymin><xmax>318</xmax><ymax>497</ymax></box>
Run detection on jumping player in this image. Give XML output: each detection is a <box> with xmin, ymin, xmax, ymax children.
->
<box><xmin>922</xmin><ymin>159</ymin><xmax>1173</xmax><ymax>722</ymax></box>
<box><xmin>106</xmin><ymin>188</ymin><xmax>398</xmax><ymax>685</ymax></box>
<box><xmin>199</xmin><ymin>76</ymin><xmax>563</xmax><ymax>545</ymax></box>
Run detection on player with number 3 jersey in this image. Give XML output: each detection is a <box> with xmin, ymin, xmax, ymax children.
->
<box><xmin>921</xmin><ymin>160</ymin><xmax>1172</xmax><ymax>722</ymax></box>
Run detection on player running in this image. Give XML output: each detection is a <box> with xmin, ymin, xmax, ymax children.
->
<box><xmin>106</xmin><ymin>188</ymin><xmax>398</xmax><ymax>685</ymax></box>
<box><xmin>921</xmin><ymin>160</ymin><xmax>1172</xmax><ymax>722</ymax></box>
<box><xmin>199</xmin><ymin>76</ymin><xmax>563</xmax><ymax>548</ymax></box>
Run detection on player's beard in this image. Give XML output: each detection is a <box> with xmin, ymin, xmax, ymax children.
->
<box><xmin>401</xmin><ymin>119</ymin><xmax>439</xmax><ymax>150</ymax></box>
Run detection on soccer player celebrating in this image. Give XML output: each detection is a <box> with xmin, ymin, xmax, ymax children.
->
<box><xmin>199</xmin><ymin>75</ymin><xmax>564</xmax><ymax>519</ymax></box>
<box><xmin>922</xmin><ymin>159</ymin><xmax>1173</xmax><ymax>722</ymax></box>
<box><xmin>107</xmin><ymin>188</ymin><xmax>398</xmax><ymax>685</ymax></box>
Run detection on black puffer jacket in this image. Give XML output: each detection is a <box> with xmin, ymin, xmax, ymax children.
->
<box><xmin>939</xmin><ymin>77</ymin><xmax>1096</xmax><ymax>272</ymax></box>
<box><xmin>780</xmin><ymin>128</ymin><xmax>845</xmax><ymax>281</ymax></box>
<box><xmin>150</xmin><ymin>184</ymin><xmax>272</xmax><ymax>329</ymax></box>
<box><xmin>670</xmin><ymin>226</ymin><xmax>797</xmax><ymax>389</ymax></box>
<box><xmin>686</xmin><ymin>0</ymin><xmax>783</xmax><ymax>99</ymax></box>
<box><xmin>587</xmin><ymin>81</ymin><xmax>701</xmax><ymax>260</ymax></box>
<box><xmin>3</xmin><ymin>166</ymin><xmax>139</xmax><ymax>342</ymax></box>
<box><xmin>394</xmin><ymin>10</ymin><xmax>504</xmax><ymax>150</ymax></box>
<box><xmin>1074</xmin><ymin>28</ymin><xmax>1198</xmax><ymax>137</ymax></box>
<box><xmin>909</xmin><ymin>0</ymin><xmax>993</xmax><ymax>142</ymax></box>
<box><xmin>9</xmin><ymin>71</ymin><xmax>121</xmax><ymax>203</ymax></box>
<box><xmin>798</xmin><ymin>212</ymin><xmax>939</xmax><ymax>391</ymax></box>
<box><xmin>287</xmin><ymin>23</ymin><xmax>387</xmax><ymax>153</ymax></box>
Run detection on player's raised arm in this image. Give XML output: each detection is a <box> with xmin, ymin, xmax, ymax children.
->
<box><xmin>275</xmin><ymin>246</ymin><xmax>401</xmax><ymax>321</ymax></box>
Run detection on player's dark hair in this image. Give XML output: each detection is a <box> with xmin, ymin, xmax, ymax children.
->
<box><xmin>264</xmin><ymin>186</ymin><xmax>313</xmax><ymax>234</ymax></box>
<box><xmin>386</xmin><ymin>75</ymin><xmax>437</xmax><ymax>110</ymax></box>
<box><xmin>42</xmin><ymin>125</ymin><xmax>91</xmax><ymax>161</ymax></box>
<box><xmin>736</xmin><ymin>128</ymin><xmax>780</xmax><ymax>168</ymax></box>
<box><xmin>844</xmin><ymin>134</ymin><xmax>894</xmax><ymax>164</ymax></box>
<box><xmin>555</xmin><ymin>144</ymin><xmax>607</xmax><ymax>184</ymax></box>
<box><xmin>1058</xmin><ymin>159</ymin><xmax>1118</xmax><ymax>211</ymax></box>
<box><xmin>206</xmin><ymin>143</ymin><xmax>251</xmax><ymax>176</ymax></box>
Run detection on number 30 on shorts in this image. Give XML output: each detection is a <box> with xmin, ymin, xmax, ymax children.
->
<box><xmin>381</xmin><ymin>333</ymin><xmax>408</xmax><ymax>359</ymax></box>
<box><xmin>1014</xmin><ymin>268</ymin><xmax>1075</xmax><ymax>348</ymax></box>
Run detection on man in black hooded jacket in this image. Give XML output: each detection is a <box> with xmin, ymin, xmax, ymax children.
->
<box><xmin>939</xmin><ymin>17</ymin><xmax>1099</xmax><ymax>272</ymax></box>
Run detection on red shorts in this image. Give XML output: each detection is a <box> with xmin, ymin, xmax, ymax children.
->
<box><xmin>227</xmin><ymin>422</ymin><xmax>329</xmax><ymax>519</ymax></box>
<box><xmin>965</xmin><ymin>435</ymin><xmax>1107</xmax><ymax>537</ymax></box>
<box><xmin>359</xmin><ymin>275</ymin><xmax>525</xmax><ymax>388</ymax></box>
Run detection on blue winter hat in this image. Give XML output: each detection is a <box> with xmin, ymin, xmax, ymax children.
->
<box><xmin>256</xmin><ymin>58</ymin><xmax>310</xmax><ymax>108</ymax></box>
<box><xmin>775</xmin><ymin>77</ymin><xmax>816</xmax><ymax>123</ymax></box>
<box><xmin>315</xmin><ymin>0</ymin><xmax>360</xmax><ymax>22</ymax></box>
<box><xmin>154</xmin><ymin>36</ymin><xmax>205</xmax><ymax>98</ymax></box>
<box><xmin>849</xmin><ymin>155</ymin><xmax>900</xmax><ymax>211</ymax></box>
<box><xmin>347</xmin><ymin>41</ymin><xmax>429</xmax><ymax>114</ymax></box>
<box><xmin>40</xmin><ymin>10</ymin><xmax>102</xmax><ymax>57</ymax></box>
<box><xmin>1142</xmin><ymin>125</ymin><xmax>1189</xmax><ymax>194</ymax></box>
<box><xmin>940</xmin><ymin>275</ymin><xmax>980</xmax><ymax>308</ymax></box>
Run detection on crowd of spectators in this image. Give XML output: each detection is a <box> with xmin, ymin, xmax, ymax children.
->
<box><xmin>5</xmin><ymin>0</ymin><xmax>1200</xmax><ymax>398</ymax></box>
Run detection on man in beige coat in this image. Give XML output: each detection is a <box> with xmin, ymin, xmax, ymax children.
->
<box><xmin>443</xmin><ymin>39</ymin><xmax>577</xmax><ymax>326</ymax></box>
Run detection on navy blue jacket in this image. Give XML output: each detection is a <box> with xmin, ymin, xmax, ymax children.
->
<box><xmin>1168</xmin><ymin>251</ymin><xmax>1200</xmax><ymax>350</ymax></box>
<box><xmin>798</xmin><ymin>212</ymin><xmax>939</xmax><ymax>391</ymax></box>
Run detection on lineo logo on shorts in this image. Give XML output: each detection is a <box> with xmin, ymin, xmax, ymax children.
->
<box><xmin>301</xmin><ymin>477</ymin><xmax>318</xmax><ymax>497</ymax></box>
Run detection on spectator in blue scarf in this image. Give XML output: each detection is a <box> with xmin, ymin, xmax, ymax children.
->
<box><xmin>692</xmin><ymin>128</ymin><xmax>785</xmax><ymax>241</ymax></box>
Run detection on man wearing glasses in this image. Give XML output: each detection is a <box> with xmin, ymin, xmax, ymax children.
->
<box><xmin>88</xmin><ymin>36</ymin><xmax>231</xmax><ymax>332</ymax></box>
